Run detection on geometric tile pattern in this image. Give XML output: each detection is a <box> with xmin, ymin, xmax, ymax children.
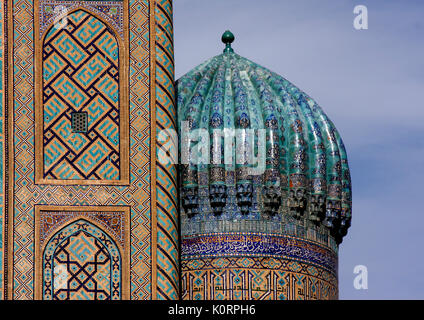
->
<box><xmin>42</xmin><ymin>10</ymin><xmax>121</xmax><ymax>180</ymax></box>
<box><xmin>154</xmin><ymin>0</ymin><xmax>179</xmax><ymax>300</ymax></box>
<box><xmin>0</xmin><ymin>0</ymin><xmax>5</xmax><ymax>300</ymax></box>
<box><xmin>182</xmin><ymin>256</ymin><xmax>338</xmax><ymax>300</ymax></box>
<box><xmin>53</xmin><ymin>231</ymin><xmax>112</xmax><ymax>300</ymax></box>
<box><xmin>7</xmin><ymin>0</ymin><xmax>155</xmax><ymax>300</ymax></box>
<box><xmin>34</xmin><ymin>206</ymin><xmax>130</xmax><ymax>300</ymax></box>
<box><xmin>42</xmin><ymin>219</ymin><xmax>122</xmax><ymax>300</ymax></box>
<box><xmin>128</xmin><ymin>0</ymin><xmax>154</xmax><ymax>299</ymax></box>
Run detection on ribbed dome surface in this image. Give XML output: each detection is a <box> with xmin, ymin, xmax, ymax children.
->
<box><xmin>177</xmin><ymin>51</ymin><xmax>351</xmax><ymax>243</ymax></box>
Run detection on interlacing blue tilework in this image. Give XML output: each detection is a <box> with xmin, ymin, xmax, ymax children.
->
<box><xmin>43</xmin><ymin>10</ymin><xmax>121</xmax><ymax>180</ymax></box>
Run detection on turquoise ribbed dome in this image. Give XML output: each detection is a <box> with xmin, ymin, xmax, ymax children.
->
<box><xmin>177</xmin><ymin>39</ymin><xmax>351</xmax><ymax>244</ymax></box>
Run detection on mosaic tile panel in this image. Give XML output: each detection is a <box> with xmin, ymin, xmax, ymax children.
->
<box><xmin>182</xmin><ymin>256</ymin><xmax>338</xmax><ymax>300</ymax></box>
<box><xmin>5</xmin><ymin>0</ymin><xmax>167</xmax><ymax>300</ymax></box>
<box><xmin>34</xmin><ymin>206</ymin><xmax>130</xmax><ymax>300</ymax></box>
<box><xmin>41</xmin><ymin>219</ymin><xmax>123</xmax><ymax>300</ymax></box>
<box><xmin>41</xmin><ymin>10</ymin><xmax>123</xmax><ymax>181</ymax></box>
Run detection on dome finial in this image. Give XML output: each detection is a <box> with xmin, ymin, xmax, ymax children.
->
<box><xmin>222</xmin><ymin>30</ymin><xmax>235</xmax><ymax>53</ymax></box>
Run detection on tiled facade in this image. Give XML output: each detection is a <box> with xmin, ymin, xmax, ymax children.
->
<box><xmin>1</xmin><ymin>0</ymin><xmax>177</xmax><ymax>300</ymax></box>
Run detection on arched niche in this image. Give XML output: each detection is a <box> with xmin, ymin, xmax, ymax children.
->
<box><xmin>41</xmin><ymin>218</ymin><xmax>123</xmax><ymax>300</ymax></box>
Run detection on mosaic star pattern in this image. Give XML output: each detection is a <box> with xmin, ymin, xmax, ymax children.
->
<box><xmin>42</xmin><ymin>219</ymin><xmax>122</xmax><ymax>300</ymax></box>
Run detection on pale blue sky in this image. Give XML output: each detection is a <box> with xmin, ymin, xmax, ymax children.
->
<box><xmin>174</xmin><ymin>0</ymin><xmax>424</xmax><ymax>299</ymax></box>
